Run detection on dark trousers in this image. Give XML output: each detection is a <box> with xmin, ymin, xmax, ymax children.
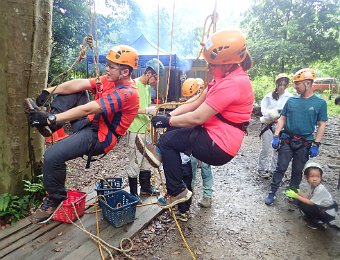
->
<box><xmin>178</xmin><ymin>161</ymin><xmax>193</xmax><ymax>213</ymax></box>
<box><xmin>298</xmin><ymin>201</ymin><xmax>335</xmax><ymax>224</ymax></box>
<box><xmin>270</xmin><ymin>140</ymin><xmax>310</xmax><ymax>193</ymax></box>
<box><xmin>43</xmin><ymin>92</ymin><xmax>105</xmax><ymax>202</ymax></box>
<box><xmin>157</xmin><ymin>126</ymin><xmax>233</xmax><ymax>196</ymax></box>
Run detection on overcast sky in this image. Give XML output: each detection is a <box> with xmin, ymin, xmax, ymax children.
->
<box><xmin>96</xmin><ymin>0</ymin><xmax>252</xmax><ymax>31</ymax></box>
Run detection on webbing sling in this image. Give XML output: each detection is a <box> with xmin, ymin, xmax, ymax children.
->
<box><xmin>216</xmin><ymin>113</ymin><xmax>250</xmax><ymax>135</ymax></box>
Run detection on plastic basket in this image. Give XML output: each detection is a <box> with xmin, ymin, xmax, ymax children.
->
<box><xmin>95</xmin><ymin>177</ymin><xmax>124</xmax><ymax>196</ymax></box>
<box><xmin>96</xmin><ymin>177</ymin><xmax>124</xmax><ymax>208</ymax></box>
<box><xmin>99</xmin><ymin>190</ymin><xmax>139</xmax><ymax>228</ymax></box>
<box><xmin>53</xmin><ymin>190</ymin><xmax>87</xmax><ymax>223</ymax></box>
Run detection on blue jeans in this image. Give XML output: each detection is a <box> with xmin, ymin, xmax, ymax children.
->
<box><xmin>270</xmin><ymin>139</ymin><xmax>311</xmax><ymax>193</ymax></box>
<box><xmin>191</xmin><ymin>157</ymin><xmax>213</xmax><ymax>199</ymax></box>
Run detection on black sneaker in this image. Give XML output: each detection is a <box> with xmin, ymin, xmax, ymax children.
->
<box><xmin>23</xmin><ymin>98</ymin><xmax>52</xmax><ymax>137</ymax></box>
<box><xmin>140</xmin><ymin>185</ymin><xmax>160</xmax><ymax>196</ymax></box>
<box><xmin>30</xmin><ymin>197</ymin><xmax>63</xmax><ymax>224</ymax></box>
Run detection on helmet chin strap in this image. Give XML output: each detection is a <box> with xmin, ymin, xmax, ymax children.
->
<box><xmin>223</xmin><ymin>64</ymin><xmax>238</xmax><ymax>77</ymax></box>
<box><xmin>146</xmin><ymin>75</ymin><xmax>152</xmax><ymax>85</ymax></box>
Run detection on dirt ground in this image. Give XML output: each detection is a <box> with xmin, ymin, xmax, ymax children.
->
<box><xmin>66</xmin><ymin>117</ymin><xmax>340</xmax><ymax>260</ymax></box>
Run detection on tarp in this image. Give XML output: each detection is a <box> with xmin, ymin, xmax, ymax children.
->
<box><xmin>87</xmin><ymin>34</ymin><xmax>179</xmax><ymax>68</ymax></box>
<box><xmin>86</xmin><ymin>34</ymin><xmax>191</xmax><ymax>101</ymax></box>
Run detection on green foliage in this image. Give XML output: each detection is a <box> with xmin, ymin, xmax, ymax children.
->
<box><xmin>251</xmin><ymin>75</ymin><xmax>276</xmax><ymax>105</ymax></box>
<box><xmin>312</xmin><ymin>56</ymin><xmax>340</xmax><ymax>78</ymax></box>
<box><xmin>49</xmin><ymin>0</ymin><xmax>89</xmax><ymax>83</ymax></box>
<box><xmin>0</xmin><ymin>194</ymin><xmax>30</xmax><ymax>224</ymax></box>
<box><xmin>0</xmin><ymin>176</ymin><xmax>45</xmax><ymax>225</ymax></box>
<box><xmin>23</xmin><ymin>174</ymin><xmax>45</xmax><ymax>207</ymax></box>
<box><xmin>242</xmin><ymin>0</ymin><xmax>340</xmax><ymax>77</ymax></box>
<box><xmin>322</xmin><ymin>94</ymin><xmax>340</xmax><ymax>117</ymax></box>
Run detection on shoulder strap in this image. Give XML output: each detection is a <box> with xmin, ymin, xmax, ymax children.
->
<box><xmin>102</xmin><ymin>113</ymin><xmax>121</xmax><ymax>141</ymax></box>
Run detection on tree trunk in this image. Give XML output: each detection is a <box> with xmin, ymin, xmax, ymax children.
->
<box><xmin>0</xmin><ymin>0</ymin><xmax>52</xmax><ymax>194</ymax></box>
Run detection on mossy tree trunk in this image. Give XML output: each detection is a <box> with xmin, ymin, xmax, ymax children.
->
<box><xmin>0</xmin><ymin>0</ymin><xmax>53</xmax><ymax>194</ymax></box>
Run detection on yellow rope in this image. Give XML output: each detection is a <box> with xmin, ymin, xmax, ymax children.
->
<box><xmin>58</xmin><ymin>196</ymin><xmax>134</xmax><ymax>259</ymax></box>
<box><xmin>163</xmin><ymin>0</ymin><xmax>176</xmax><ymax>111</ymax></box>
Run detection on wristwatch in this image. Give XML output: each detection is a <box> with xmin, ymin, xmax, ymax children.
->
<box><xmin>313</xmin><ymin>141</ymin><xmax>321</xmax><ymax>147</ymax></box>
<box><xmin>48</xmin><ymin>114</ymin><xmax>57</xmax><ymax>125</ymax></box>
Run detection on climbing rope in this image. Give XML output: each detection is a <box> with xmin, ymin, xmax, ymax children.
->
<box><xmin>58</xmin><ymin>194</ymin><xmax>134</xmax><ymax>259</ymax></box>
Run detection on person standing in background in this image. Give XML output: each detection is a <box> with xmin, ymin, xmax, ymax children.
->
<box><xmin>127</xmin><ymin>59</ymin><xmax>164</xmax><ymax>199</ymax></box>
<box><xmin>258</xmin><ymin>73</ymin><xmax>293</xmax><ymax>179</ymax></box>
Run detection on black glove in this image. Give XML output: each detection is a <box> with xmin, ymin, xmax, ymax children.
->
<box><xmin>151</xmin><ymin>115</ymin><xmax>171</xmax><ymax>128</ymax></box>
<box><xmin>36</xmin><ymin>90</ymin><xmax>50</xmax><ymax>106</ymax></box>
<box><xmin>29</xmin><ymin>110</ymin><xmax>50</xmax><ymax>126</ymax></box>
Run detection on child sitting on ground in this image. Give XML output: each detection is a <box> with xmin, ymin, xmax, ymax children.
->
<box><xmin>285</xmin><ymin>162</ymin><xmax>340</xmax><ymax>231</ymax></box>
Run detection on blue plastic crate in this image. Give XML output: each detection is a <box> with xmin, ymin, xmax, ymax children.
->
<box><xmin>99</xmin><ymin>190</ymin><xmax>139</xmax><ymax>228</ymax></box>
<box><xmin>96</xmin><ymin>177</ymin><xmax>125</xmax><ymax>208</ymax></box>
<box><xmin>95</xmin><ymin>177</ymin><xmax>124</xmax><ymax>196</ymax></box>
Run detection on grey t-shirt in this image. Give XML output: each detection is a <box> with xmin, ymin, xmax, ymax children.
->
<box><xmin>306</xmin><ymin>183</ymin><xmax>340</xmax><ymax>227</ymax></box>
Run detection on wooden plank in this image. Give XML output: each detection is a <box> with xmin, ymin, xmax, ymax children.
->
<box><xmin>0</xmin><ymin>221</ymin><xmax>62</xmax><ymax>259</ymax></box>
<box><xmin>0</xmin><ymin>188</ymin><xmax>96</xmax><ymax>259</ymax></box>
<box><xmin>82</xmin><ymin>198</ymin><xmax>163</xmax><ymax>259</ymax></box>
<box><xmin>5</xmin><ymin>208</ymin><xmax>108</xmax><ymax>260</ymax></box>
<box><xmin>42</xmin><ymin>197</ymin><xmax>161</xmax><ymax>260</ymax></box>
<box><xmin>0</xmin><ymin>218</ymin><xmax>31</xmax><ymax>240</ymax></box>
<box><xmin>1</xmin><ymin>187</ymin><xmax>163</xmax><ymax>260</ymax></box>
<box><xmin>0</xmin><ymin>189</ymin><xmax>97</xmax><ymax>252</ymax></box>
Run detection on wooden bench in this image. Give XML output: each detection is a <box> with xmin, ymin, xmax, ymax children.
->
<box><xmin>0</xmin><ymin>188</ymin><xmax>163</xmax><ymax>259</ymax></box>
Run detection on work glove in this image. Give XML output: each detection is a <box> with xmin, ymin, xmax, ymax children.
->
<box><xmin>309</xmin><ymin>143</ymin><xmax>320</xmax><ymax>158</ymax></box>
<box><xmin>151</xmin><ymin>115</ymin><xmax>171</xmax><ymax>128</ymax></box>
<box><xmin>271</xmin><ymin>135</ymin><xmax>280</xmax><ymax>149</ymax></box>
<box><xmin>36</xmin><ymin>90</ymin><xmax>50</xmax><ymax>106</ymax></box>
<box><xmin>285</xmin><ymin>189</ymin><xmax>298</xmax><ymax>199</ymax></box>
<box><xmin>145</xmin><ymin>106</ymin><xmax>157</xmax><ymax>116</ymax></box>
<box><xmin>29</xmin><ymin>110</ymin><xmax>50</xmax><ymax>126</ymax></box>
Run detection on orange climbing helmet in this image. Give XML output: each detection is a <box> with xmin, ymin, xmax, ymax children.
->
<box><xmin>106</xmin><ymin>45</ymin><xmax>139</xmax><ymax>69</ymax></box>
<box><xmin>182</xmin><ymin>78</ymin><xmax>204</xmax><ymax>97</ymax></box>
<box><xmin>293</xmin><ymin>68</ymin><xmax>316</xmax><ymax>82</ymax></box>
<box><xmin>202</xmin><ymin>30</ymin><xmax>248</xmax><ymax>65</ymax></box>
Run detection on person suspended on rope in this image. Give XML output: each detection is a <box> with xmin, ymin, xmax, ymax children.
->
<box><xmin>257</xmin><ymin>73</ymin><xmax>293</xmax><ymax>179</ymax></box>
<box><xmin>23</xmin><ymin>45</ymin><xmax>140</xmax><ymax>224</ymax></box>
<box><xmin>126</xmin><ymin>58</ymin><xmax>164</xmax><ymax>201</ymax></box>
<box><xmin>136</xmin><ymin>30</ymin><xmax>254</xmax><ymax>209</ymax></box>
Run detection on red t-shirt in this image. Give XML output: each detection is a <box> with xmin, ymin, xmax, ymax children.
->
<box><xmin>88</xmin><ymin>75</ymin><xmax>139</xmax><ymax>153</ymax></box>
<box><xmin>203</xmin><ymin>67</ymin><xmax>254</xmax><ymax>156</ymax></box>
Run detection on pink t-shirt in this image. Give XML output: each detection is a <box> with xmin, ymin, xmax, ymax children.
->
<box><xmin>203</xmin><ymin>67</ymin><xmax>254</xmax><ymax>156</ymax></box>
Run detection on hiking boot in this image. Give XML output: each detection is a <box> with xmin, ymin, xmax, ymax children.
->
<box><xmin>23</xmin><ymin>98</ymin><xmax>52</xmax><ymax>137</ymax></box>
<box><xmin>158</xmin><ymin>189</ymin><xmax>192</xmax><ymax>209</ymax></box>
<box><xmin>139</xmin><ymin>170</ymin><xmax>160</xmax><ymax>196</ymax></box>
<box><xmin>175</xmin><ymin>211</ymin><xmax>190</xmax><ymax>222</ymax></box>
<box><xmin>140</xmin><ymin>185</ymin><xmax>160</xmax><ymax>196</ymax></box>
<box><xmin>30</xmin><ymin>197</ymin><xmax>63</xmax><ymax>224</ymax></box>
<box><xmin>135</xmin><ymin>135</ymin><xmax>161</xmax><ymax>168</ymax></box>
<box><xmin>199</xmin><ymin>197</ymin><xmax>212</xmax><ymax>208</ymax></box>
<box><xmin>258</xmin><ymin>170</ymin><xmax>272</xmax><ymax>179</ymax></box>
<box><xmin>264</xmin><ymin>192</ymin><xmax>276</xmax><ymax>206</ymax></box>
